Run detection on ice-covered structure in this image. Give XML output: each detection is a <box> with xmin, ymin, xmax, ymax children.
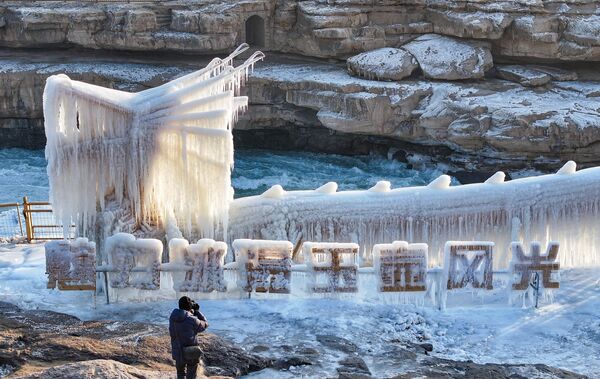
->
<box><xmin>372</xmin><ymin>241</ymin><xmax>428</xmax><ymax>293</ymax></box>
<box><xmin>168</xmin><ymin>238</ymin><xmax>227</xmax><ymax>293</ymax></box>
<box><xmin>303</xmin><ymin>242</ymin><xmax>359</xmax><ymax>293</ymax></box>
<box><xmin>509</xmin><ymin>241</ymin><xmax>560</xmax><ymax>291</ymax></box>
<box><xmin>43</xmin><ymin>44</ymin><xmax>264</xmax><ymax>249</ymax></box>
<box><xmin>233</xmin><ymin>239</ymin><xmax>293</xmax><ymax>294</ymax></box>
<box><xmin>230</xmin><ymin>162</ymin><xmax>600</xmax><ymax>269</ymax></box>
<box><xmin>105</xmin><ymin>233</ymin><xmax>163</xmax><ymax>290</ymax></box>
<box><xmin>444</xmin><ymin>241</ymin><xmax>494</xmax><ymax>291</ymax></box>
<box><xmin>45</xmin><ymin>238</ymin><xmax>96</xmax><ymax>290</ymax></box>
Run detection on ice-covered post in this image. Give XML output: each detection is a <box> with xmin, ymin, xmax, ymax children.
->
<box><xmin>373</xmin><ymin>241</ymin><xmax>428</xmax><ymax>292</ymax></box>
<box><xmin>233</xmin><ymin>239</ymin><xmax>293</xmax><ymax>294</ymax></box>
<box><xmin>169</xmin><ymin>238</ymin><xmax>228</xmax><ymax>293</ymax></box>
<box><xmin>509</xmin><ymin>241</ymin><xmax>560</xmax><ymax>307</ymax></box>
<box><xmin>303</xmin><ymin>242</ymin><xmax>360</xmax><ymax>293</ymax></box>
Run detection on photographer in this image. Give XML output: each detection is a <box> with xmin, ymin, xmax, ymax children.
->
<box><xmin>169</xmin><ymin>296</ymin><xmax>209</xmax><ymax>379</ymax></box>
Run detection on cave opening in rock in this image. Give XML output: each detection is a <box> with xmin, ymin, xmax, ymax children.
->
<box><xmin>245</xmin><ymin>15</ymin><xmax>265</xmax><ymax>47</ymax></box>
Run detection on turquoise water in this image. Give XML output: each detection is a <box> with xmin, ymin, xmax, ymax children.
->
<box><xmin>0</xmin><ymin>148</ymin><xmax>449</xmax><ymax>203</ymax></box>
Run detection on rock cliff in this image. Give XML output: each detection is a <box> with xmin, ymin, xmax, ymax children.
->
<box><xmin>0</xmin><ymin>0</ymin><xmax>599</xmax><ymax>169</ymax></box>
<box><xmin>1</xmin><ymin>0</ymin><xmax>599</xmax><ymax>61</ymax></box>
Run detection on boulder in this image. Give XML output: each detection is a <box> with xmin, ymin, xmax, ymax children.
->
<box><xmin>402</xmin><ymin>34</ymin><xmax>493</xmax><ymax>80</ymax></box>
<box><xmin>530</xmin><ymin>66</ymin><xmax>578</xmax><ymax>81</ymax></box>
<box><xmin>495</xmin><ymin>65</ymin><xmax>552</xmax><ymax>87</ymax></box>
<box><xmin>428</xmin><ymin>10</ymin><xmax>512</xmax><ymax>40</ymax></box>
<box><xmin>13</xmin><ymin>360</ymin><xmax>179</xmax><ymax>379</ymax></box>
<box><xmin>347</xmin><ymin>47</ymin><xmax>418</xmax><ymax>81</ymax></box>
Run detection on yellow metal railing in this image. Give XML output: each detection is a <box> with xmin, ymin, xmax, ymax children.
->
<box><xmin>0</xmin><ymin>202</ymin><xmax>24</xmax><ymax>240</ymax></box>
<box><xmin>0</xmin><ymin>197</ymin><xmax>75</xmax><ymax>242</ymax></box>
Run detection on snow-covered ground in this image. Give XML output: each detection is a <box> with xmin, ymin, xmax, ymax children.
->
<box><xmin>1</xmin><ymin>243</ymin><xmax>598</xmax><ymax>378</ymax></box>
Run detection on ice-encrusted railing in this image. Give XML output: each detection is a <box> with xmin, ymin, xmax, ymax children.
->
<box><xmin>47</xmin><ymin>236</ymin><xmax>561</xmax><ymax>309</ymax></box>
<box><xmin>44</xmin><ymin>44</ymin><xmax>264</xmax><ymax>246</ymax></box>
<box><xmin>229</xmin><ymin>161</ymin><xmax>600</xmax><ymax>269</ymax></box>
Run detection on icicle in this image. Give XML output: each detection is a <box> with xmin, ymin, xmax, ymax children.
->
<box><xmin>43</xmin><ymin>45</ymin><xmax>263</xmax><ymax>244</ymax></box>
<box><xmin>229</xmin><ymin>167</ymin><xmax>600</xmax><ymax>269</ymax></box>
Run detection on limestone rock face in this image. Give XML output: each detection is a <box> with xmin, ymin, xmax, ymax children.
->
<box><xmin>0</xmin><ymin>0</ymin><xmax>600</xmax><ymax>61</ymax></box>
<box><xmin>246</xmin><ymin>62</ymin><xmax>600</xmax><ymax>168</ymax></box>
<box><xmin>2</xmin><ymin>51</ymin><xmax>599</xmax><ymax>170</ymax></box>
<box><xmin>402</xmin><ymin>34</ymin><xmax>493</xmax><ymax>80</ymax></box>
<box><xmin>347</xmin><ymin>48</ymin><xmax>418</xmax><ymax>81</ymax></box>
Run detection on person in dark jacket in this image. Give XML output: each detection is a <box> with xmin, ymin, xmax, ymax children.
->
<box><xmin>169</xmin><ymin>296</ymin><xmax>209</xmax><ymax>379</ymax></box>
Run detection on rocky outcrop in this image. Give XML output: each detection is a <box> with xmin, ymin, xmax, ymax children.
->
<box><xmin>13</xmin><ymin>360</ymin><xmax>174</xmax><ymax>379</ymax></box>
<box><xmin>0</xmin><ymin>301</ymin><xmax>271</xmax><ymax>378</ymax></box>
<box><xmin>403</xmin><ymin>34</ymin><xmax>493</xmax><ymax>80</ymax></box>
<box><xmin>0</xmin><ymin>0</ymin><xmax>599</xmax><ymax>62</ymax></box>
<box><xmin>1</xmin><ymin>51</ymin><xmax>599</xmax><ymax>170</ymax></box>
<box><xmin>246</xmin><ymin>61</ymin><xmax>600</xmax><ymax>168</ymax></box>
<box><xmin>0</xmin><ymin>302</ymin><xmax>585</xmax><ymax>379</ymax></box>
<box><xmin>347</xmin><ymin>48</ymin><xmax>418</xmax><ymax>81</ymax></box>
<box><xmin>495</xmin><ymin>65</ymin><xmax>552</xmax><ymax>87</ymax></box>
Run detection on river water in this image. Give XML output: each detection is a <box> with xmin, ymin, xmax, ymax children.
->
<box><xmin>0</xmin><ymin>148</ymin><xmax>450</xmax><ymax>204</ymax></box>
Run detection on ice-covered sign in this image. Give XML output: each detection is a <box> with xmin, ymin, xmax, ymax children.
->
<box><xmin>233</xmin><ymin>239</ymin><xmax>293</xmax><ymax>294</ymax></box>
<box><xmin>43</xmin><ymin>44</ymin><xmax>264</xmax><ymax>242</ymax></box>
<box><xmin>444</xmin><ymin>241</ymin><xmax>494</xmax><ymax>290</ymax></box>
<box><xmin>303</xmin><ymin>242</ymin><xmax>359</xmax><ymax>293</ymax></box>
<box><xmin>45</xmin><ymin>238</ymin><xmax>96</xmax><ymax>290</ymax></box>
<box><xmin>373</xmin><ymin>241</ymin><xmax>428</xmax><ymax>292</ymax></box>
<box><xmin>510</xmin><ymin>241</ymin><xmax>560</xmax><ymax>290</ymax></box>
<box><xmin>106</xmin><ymin>233</ymin><xmax>162</xmax><ymax>290</ymax></box>
<box><xmin>169</xmin><ymin>238</ymin><xmax>227</xmax><ymax>293</ymax></box>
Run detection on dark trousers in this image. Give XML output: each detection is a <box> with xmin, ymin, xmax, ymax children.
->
<box><xmin>176</xmin><ymin>359</ymin><xmax>198</xmax><ymax>379</ymax></box>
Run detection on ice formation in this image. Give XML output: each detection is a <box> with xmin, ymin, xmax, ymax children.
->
<box><xmin>45</xmin><ymin>237</ymin><xmax>96</xmax><ymax>290</ymax></box>
<box><xmin>509</xmin><ymin>241</ymin><xmax>560</xmax><ymax>290</ymax></box>
<box><xmin>372</xmin><ymin>241</ymin><xmax>428</xmax><ymax>292</ymax></box>
<box><xmin>45</xmin><ymin>235</ymin><xmax>565</xmax><ymax>308</ymax></box>
<box><xmin>509</xmin><ymin>241</ymin><xmax>560</xmax><ymax>307</ymax></box>
<box><xmin>303</xmin><ymin>242</ymin><xmax>360</xmax><ymax>293</ymax></box>
<box><xmin>229</xmin><ymin>163</ymin><xmax>600</xmax><ymax>269</ymax></box>
<box><xmin>233</xmin><ymin>239</ymin><xmax>293</xmax><ymax>294</ymax></box>
<box><xmin>444</xmin><ymin>241</ymin><xmax>494</xmax><ymax>290</ymax></box>
<box><xmin>43</xmin><ymin>44</ymin><xmax>264</xmax><ymax>243</ymax></box>
<box><xmin>168</xmin><ymin>238</ymin><xmax>227</xmax><ymax>293</ymax></box>
<box><xmin>105</xmin><ymin>233</ymin><xmax>163</xmax><ymax>290</ymax></box>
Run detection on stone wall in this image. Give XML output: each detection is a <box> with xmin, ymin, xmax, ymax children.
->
<box><xmin>0</xmin><ymin>0</ymin><xmax>599</xmax><ymax>60</ymax></box>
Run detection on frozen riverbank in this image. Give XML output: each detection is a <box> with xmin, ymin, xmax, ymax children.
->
<box><xmin>0</xmin><ymin>243</ymin><xmax>598</xmax><ymax>377</ymax></box>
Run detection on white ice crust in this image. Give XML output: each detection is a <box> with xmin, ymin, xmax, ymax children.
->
<box><xmin>230</xmin><ymin>165</ymin><xmax>600</xmax><ymax>269</ymax></box>
<box><xmin>44</xmin><ymin>44</ymin><xmax>263</xmax><ymax>242</ymax></box>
